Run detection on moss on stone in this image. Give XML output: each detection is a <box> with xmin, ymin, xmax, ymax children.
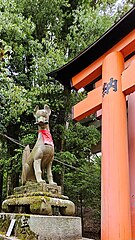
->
<box><xmin>15</xmin><ymin>215</ymin><xmax>38</xmax><ymax>240</ymax></box>
<box><xmin>16</xmin><ymin>227</ymin><xmax>37</xmax><ymax>240</ymax></box>
<box><xmin>0</xmin><ymin>215</ymin><xmax>10</xmax><ymax>233</ymax></box>
<box><xmin>0</xmin><ymin>214</ymin><xmax>38</xmax><ymax>240</ymax></box>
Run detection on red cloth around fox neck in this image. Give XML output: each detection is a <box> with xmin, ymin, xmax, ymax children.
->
<box><xmin>38</xmin><ymin>129</ymin><xmax>54</xmax><ymax>146</ymax></box>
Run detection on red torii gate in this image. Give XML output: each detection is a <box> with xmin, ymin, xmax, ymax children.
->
<box><xmin>48</xmin><ymin>7</ymin><xmax>135</xmax><ymax>240</ymax></box>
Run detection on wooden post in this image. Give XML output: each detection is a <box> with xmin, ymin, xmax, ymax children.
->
<box><xmin>101</xmin><ymin>51</ymin><xmax>131</xmax><ymax>240</ymax></box>
<box><xmin>128</xmin><ymin>92</ymin><xmax>135</xmax><ymax>240</ymax></box>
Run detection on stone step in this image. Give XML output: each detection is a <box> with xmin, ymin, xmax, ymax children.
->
<box><xmin>0</xmin><ymin>213</ymin><xmax>82</xmax><ymax>240</ymax></box>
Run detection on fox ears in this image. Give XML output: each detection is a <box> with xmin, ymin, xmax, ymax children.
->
<box><xmin>33</xmin><ymin>105</ymin><xmax>51</xmax><ymax>117</ymax></box>
<box><xmin>44</xmin><ymin>105</ymin><xmax>51</xmax><ymax>116</ymax></box>
<box><xmin>33</xmin><ymin>106</ymin><xmax>39</xmax><ymax>116</ymax></box>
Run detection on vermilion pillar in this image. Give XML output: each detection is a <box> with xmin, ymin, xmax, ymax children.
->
<box><xmin>128</xmin><ymin>92</ymin><xmax>135</xmax><ymax>240</ymax></box>
<box><xmin>101</xmin><ymin>51</ymin><xmax>131</xmax><ymax>240</ymax></box>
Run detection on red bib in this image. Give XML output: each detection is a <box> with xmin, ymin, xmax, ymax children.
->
<box><xmin>39</xmin><ymin>129</ymin><xmax>54</xmax><ymax>146</ymax></box>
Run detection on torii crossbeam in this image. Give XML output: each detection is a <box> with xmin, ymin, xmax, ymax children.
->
<box><xmin>48</xmin><ymin>7</ymin><xmax>135</xmax><ymax>240</ymax></box>
<box><xmin>73</xmin><ymin>52</ymin><xmax>135</xmax><ymax>121</ymax></box>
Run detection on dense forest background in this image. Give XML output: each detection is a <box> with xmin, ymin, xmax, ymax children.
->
<box><xmin>0</xmin><ymin>0</ymin><xmax>134</xmax><ymax>239</ymax></box>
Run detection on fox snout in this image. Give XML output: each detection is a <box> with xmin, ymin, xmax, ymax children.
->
<box><xmin>35</xmin><ymin>116</ymin><xmax>49</xmax><ymax>125</ymax></box>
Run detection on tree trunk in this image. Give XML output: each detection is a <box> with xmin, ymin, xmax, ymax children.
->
<box><xmin>0</xmin><ymin>164</ymin><xmax>3</xmax><ymax>210</ymax></box>
<box><xmin>6</xmin><ymin>123</ymin><xmax>20</xmax><ymax>195</ymax></box>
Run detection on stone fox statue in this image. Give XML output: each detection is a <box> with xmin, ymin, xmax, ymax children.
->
<box><xmin>22</xmin><ymin>105</ymin><xmax>56</xmax><ymax>185</ymax></box>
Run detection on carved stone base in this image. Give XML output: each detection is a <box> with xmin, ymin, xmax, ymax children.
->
<box><xmin>14</xmin><ymin>182</ymin><xmax>62</xmax><ymax>195</ymax></box>
<box><xmin>2</xmin><ymin>183</ymin><xmax>75</xmax><ymax>216</ymax></box>
<box><xmin>0</xmin><ymin>213</ymin><xmax>82</xmax><ymax>240</ymax></box>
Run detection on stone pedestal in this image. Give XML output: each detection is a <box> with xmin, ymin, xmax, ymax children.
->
<box><xmin>0</xmin><ymin>213</ymin><xmax>82</xmax><ymax>240</ymax></box>
<box><xmin>2</xmin><ymin>183</ymin><xmax>75</xmax><ymax>216</ymax></box>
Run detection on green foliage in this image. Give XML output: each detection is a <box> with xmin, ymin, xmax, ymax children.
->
<box><xmin>66</xmin><ymin>4</ymin><xmax>115</xmax><ymax>57</ymax></box>
<box><xmin>53</xmin><ymin>121</ymin><xmax>101</xmax><ymax>218</ymax></box>
<box><xmin>1</xmin><ymin>81</ymin><xmax>29</xmax><ymax>125</ymax></box>
<box><xmin>65</xmin><ymin>155</ymin><xmax>101</xmax><ymax>210</ymax></box>
<box><xmin>64</xmin><ymin>122</ymin><xmax>100</xmax><ymax>157</ymax></box>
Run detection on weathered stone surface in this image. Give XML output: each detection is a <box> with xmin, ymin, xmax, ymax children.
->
<box><xmin>14</xmin><ymin>182</ymin><xmax>61</xmax><ymax>195</ymax></box>
<box><xmin>2</xmin><ymin>183</ymin><xmax>75</xmax><ymax>216</ymax></box>
<box><xmin>0</xmin><ymin>213</ymin><xmax>82</xmax><ymax>240</ymax></box>
<box><xmin>22</xmin><ymin>105</ymin><xmax>57</xmax><ymax>185</ymax></box>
